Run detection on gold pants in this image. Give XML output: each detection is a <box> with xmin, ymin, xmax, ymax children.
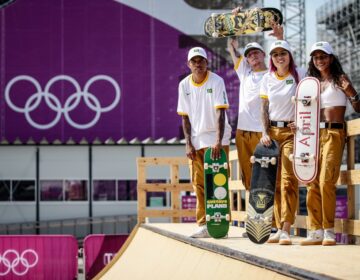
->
<box><xmin>190</xmin><ymin>146</ymin><xmax>230</xmax><ymax>226</ymax></box>
<box><xmin>269</xmin><ymin>127</ymin><xmax>298</xmax><ymax>228</ymax></box>
<box><xmin>306</xmin><ymin>128</ymin><xmax>345</xmax><ymax>230</ymax></box>
<box><xmin>235</xmin><ymin>129</ymin><xmax>262</xmax><ymax>190</ymax></box>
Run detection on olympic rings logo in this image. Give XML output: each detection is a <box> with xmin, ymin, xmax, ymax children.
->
<box><xmin>0</xmin><ymin>249</ymin><xmax>38</xmax><ymax>276</ymax></box>
<box><xmin>5</xmin><ymin>75</ymin><xmax>121</xmax><ymax>129</ymax></box>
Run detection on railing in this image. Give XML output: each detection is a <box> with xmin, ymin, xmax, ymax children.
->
<box><xmin>137</xmin><ymin>119</ymin><xmax>360</xmax><ymax>239</ymax></box>
<box><xmin>0</xmin><ymin>215</ymin><xmax>137</xmax><ymax>241</ymax></box>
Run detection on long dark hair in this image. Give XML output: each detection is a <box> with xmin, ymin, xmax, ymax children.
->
<box><xmin>269</xmin><ymin>51</ymin><xmax>300</xmax><ymax>84</ymax></box>
<box><xmin>307</xmin><ymin>54</ymin><xmax>345</xmax><ymax>87</ymax></box>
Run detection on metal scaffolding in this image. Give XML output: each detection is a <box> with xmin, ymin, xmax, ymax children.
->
<box><xmin>280</xmin><ymin>0</ymin><xmax>306</xmax><ymax>67</ymax></box>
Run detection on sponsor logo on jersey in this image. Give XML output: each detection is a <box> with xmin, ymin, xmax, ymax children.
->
<box><xmin>286</xmin><ymin>79</ymin><xmax>294</xmax><ymax>85</ymax></box>
<box><xmin>207</xmin><ymin>88</ymin><xmax>213</xmax><ymax>93</ymax></box>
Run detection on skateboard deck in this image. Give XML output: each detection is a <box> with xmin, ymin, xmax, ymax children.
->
<box><xmin>246</xmin><ymin>140</ymin><xmax>279</xmax><ymax>244</ymax></box>
<box><xmin>204</xmin><ymin>148</ymin><xmax>230</xmax><ymax>238</ymax></box>
<box><xmin>290</xmin><ymin>77</ymin><xmax>320</xmax><ymax>183</ymax></box>
<box><xmin>204</xmin><ymin>7</ymin><xmax>283</xmax><ymax>38</ymax></box>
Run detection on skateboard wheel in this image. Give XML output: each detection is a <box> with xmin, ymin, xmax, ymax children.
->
<box><xmin>226</xmin><ymin>214</ymin><xmax>230</xmax><ymax>221</ymax></box>
<box><xmin>291</xmin><ymin>96</ymin><xmax>296</xmax><ymax>103</ymax></box>
<box><xmin>270</xmin><ymin>157</ymin><xmax>276</xmax><ymax>165</ymax></box>
<box><xmin>289</xmin><ymin>154</ymin><xmax>294</xmax><ymax>161</ymax></box>
<box><xmin>244</xmin><ymin>214</ymin><xmax>249</xmax><ymax>222</ymax></box>
<box><xmin>264</xmin><ymin>217</ymin><xmax>271</xmax><ymax>224</ymax></box>
<box><xmin>312</xmin><ymin>95</ymin><xmax>317</xmax><ymax>101</ymax></box>
<box><xmin>309</xmin><ymin>154</ymin><xmax>315</xmax><ymax>160</ymax></box>
<box><xmin>223</xmin><ymin>162</ymin><xmax>228</xmax><ymax>169</ymax></box>
<box><xmin>206</xmin><ymin>215</ymin><xmax>211</xmax><ymax>222</ymax></box>
<box><xmin>204</xmin><ymin>163</ymin><xmax>208</xmax><ymax>170</ymax></box>
<box><xmin>212</xmin><ymin>32</ymin><xmax>219</xmax><ymax>38</ymax></box>
<box><xmin>250</xmin><ymin>156</ymin><xmax>255</xmax><ymax>164</ymax></box>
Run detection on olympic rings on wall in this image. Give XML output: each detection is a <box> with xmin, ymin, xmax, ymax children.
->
<box><xmin>5</xmin><ymin>75</ymin><xmax>121</xmax><ymax>129</ymax></box>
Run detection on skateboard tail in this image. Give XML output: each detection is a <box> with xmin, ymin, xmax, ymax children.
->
<box><xmin>246</xmin><ymin>204</ymin><xmax>273</xmax><ymax>244</ymax></box>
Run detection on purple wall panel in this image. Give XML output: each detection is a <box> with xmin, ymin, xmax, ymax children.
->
<box><xmin>0</xmin><ymin>0</ymin><xmax>238</xmax><ymax>142</ymax></box>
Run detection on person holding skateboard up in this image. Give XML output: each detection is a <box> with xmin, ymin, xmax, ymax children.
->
<box><xmin>260</xmin><ymin>40</ymin><xmax>306</xmax><ymax>245</ymax></box>
<box><xmin>300</xmin><ymin>42</ymin><xmax>360</xmax><ymax>246</ymax></box>
<box><xmin>177</xmin><ymin>47</ymin><xmax>232</xmax><ymax>238</ymax></box>
<box><xmin>227</xmin><ymin>6</ymin><xmax>284</xmax><ymax>201</ymax></box>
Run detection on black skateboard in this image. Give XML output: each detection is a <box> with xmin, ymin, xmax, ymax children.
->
<box><xmin>246</xmin><ymin>140</ymin><xmax>279</xmax><ymax>244</ymax></box>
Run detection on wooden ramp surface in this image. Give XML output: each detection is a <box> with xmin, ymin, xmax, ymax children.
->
<box><xmin>96</xmin><ymin>223</ymin><xmax>360</xmax><ymax>280</ymax></box>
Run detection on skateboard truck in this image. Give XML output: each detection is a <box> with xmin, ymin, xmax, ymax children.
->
<box><xmin>244</xmin><ymin>213</ymin><xmax>271</xmax><ymax>224</ymax></box>
<box><xmin>250</xmin><ymin>156</ymin><xmax>276</xmax><ymax>168</ymax></box>
<box><xmin>206</xmin><ymin>212</ymin><xmax>230</xmax><ymax>222</ymax></box>
<box><xmin>289</xmin><ymin>153</ymin><xmax>315</xmax><ymax>163</ymax></box>
<box><xmin>204</xmin><ymin>162</ymin><xmax>228</xmax><ymax>172</ymax></box>
<box><xmin>291</xmin><ymin>95</ymin><xmax>317</xmax><ymax>106</ymax></box>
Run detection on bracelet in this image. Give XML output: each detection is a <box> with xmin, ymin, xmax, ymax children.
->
<box><xmin>349</xmin><ymin>93</ymin><xmax>359</xmax><ymax>102</ymax></box>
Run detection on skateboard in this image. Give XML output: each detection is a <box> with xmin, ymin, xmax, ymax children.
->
<box><xmin>204</xmin><ymin>148</ymin><xmax>230</xmax><ymax>238</ymax></box>
<box><xmin>204</xmin><ymin>7</ymin><xmax>283</xmax><ymax>38</ymax></box>
<box><xmin>246</xmin><ymin>140</ymin><xmax>279</xmax><ymax>244</ymax></box>
<box><xmin>290</xmin><ymin>77</ymin><xmax>320</xmax><ymax>183</ymax></box>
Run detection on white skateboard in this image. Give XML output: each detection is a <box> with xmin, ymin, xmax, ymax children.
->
<box><xmin>290</xmin><ymin>77</ymin><xmax>320</xmax><ymax>183</ymax></box>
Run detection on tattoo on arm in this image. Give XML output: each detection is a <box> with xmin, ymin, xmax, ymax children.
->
<box><xmin>216</xmin><ymin>109</ymin><xmax>225</xmax><ymax>144</ymax></box>
<box><xmin>182</xmin><ymin>116</ymin><xmax>192</xmax><ymax>144</ymax></box>
<box><xmin>261</xmin><ymin>99</ymin><xmax>270</xmax><ymax>134</ymax></box>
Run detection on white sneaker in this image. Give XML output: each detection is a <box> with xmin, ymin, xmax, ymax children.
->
<box><xmin>190</xmin><ymin>225</ymin><xmax>210</xmax><ymax>238</ymax></box>
<box><xmin>300</xmin><ymin>229</ymin><xmax>324</xmax><ymax>246</ymax></box>
<box><xmin>323</xmin><ymin>228</ymin><xmax>336</xmax><ymax>246</ymax></box>
<box><xmin>267</xmin><ymin>229</ymin><xmax>282</xmax><ymax>243</ymax></box>
<box><xmin>279</xmin><ymin>231</ymin><xmax>292</xmax><ymax>245</ymax></box>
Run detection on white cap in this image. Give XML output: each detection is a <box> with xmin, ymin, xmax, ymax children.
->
<box><xmin>187</xmin><ymin>47</ymin><xmax>207</xmax><ymax>61</ymax></box>
<box><xmin>310</xmin><ymin>41</ymin><xmax>334</xmax><ymax>55</ymax></box>
<box><xmin>269</xmin><ymin>40</ymin><xmax>292</xmax><ymax>55</ymax></box>
<box><xmin>243</xmin><ymin>42</ymin><xmax>264</xmax><ymax>57</ymax></box>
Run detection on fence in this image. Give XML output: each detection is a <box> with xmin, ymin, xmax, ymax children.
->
<box><xmin>137</xmin><ymin>118</ymin><xmax>360</xmax><ymax>238</ymax></box>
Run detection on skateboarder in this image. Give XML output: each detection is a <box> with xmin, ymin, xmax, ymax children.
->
<box><xmin>227</xmin><ymin>12</ymin><xmax>283</xmax><ymax>237</ymax></box>
<box><xmin>260</xmin><ymin>40</ymin><xmax>306</xmax><ymax>245</ymax></box>
<box><xmin>300</xmin><ymin>42</ymin><xmax>360</xmax><ymax>246</ymax></box>
<box><xmin>177</xmin><ymin>47</ymin><xmax>232</xmax><ymax>238</ymax></box>
<box><xmin>228</xmin><ymin>7</ymin><xmax>284</xmax><ymax>194</ymax></box>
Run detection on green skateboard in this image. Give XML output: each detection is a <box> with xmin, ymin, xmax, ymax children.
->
<box><xmin>204</xmin><ymin>148</ymin><xmax>230</xmax><ymax>238</ymax></box>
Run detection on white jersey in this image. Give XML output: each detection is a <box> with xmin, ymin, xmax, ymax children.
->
<box><xmin>177</xmin><ymin>71</ymin><xmax>232</xmax><ymax>150</ymax></box>
<box><xmin>235</xmin><ymin>56</ymin><xmax>266</xmax><ymax>132</ymax></box>
<box><xmin>260</xmin><ymin>68</ymin><xmax>307</xmax><ymax>121</ymax></box>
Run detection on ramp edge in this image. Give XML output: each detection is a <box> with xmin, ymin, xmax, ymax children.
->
<box><xmin>142</xmin><ymin>224</ymin><xmax>339</xmax><ymax>280</ymax></box>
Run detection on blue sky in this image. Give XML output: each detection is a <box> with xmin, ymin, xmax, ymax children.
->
<box><xmin>264</xmin><ymin>0</ymin><xmax>328</xmax><ymax>57</ymax></box>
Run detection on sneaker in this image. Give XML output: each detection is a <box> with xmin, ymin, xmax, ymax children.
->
<box><xmin>300</xmin><ymin>229</ymin><xmax>324</xmax><ymax>246</ymax></box>
<box><xmin>267</xmin><ymin>229</ymin><xmax>282</xmax><ymax>243</ymax></box>
<box><xmin>190</xmin><ymin>225</ymin><xmax>210</xmax><ymax>238</ymax></box>
<box><xmin>322</xmin><ymin>228</ymin><xmax>336</xmax><ymax>246</ymax></box>
<box><xmin>242</xmin><ymin>232</ymin><xmax>248</xmax><ymax>238</ymax></box>
<box><xmin>279</xmin><ymin>231</ymin><xmax>292</xmax><ymax>245</ymax></box>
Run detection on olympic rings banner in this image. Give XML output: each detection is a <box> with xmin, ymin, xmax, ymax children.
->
<box><xmin>83</xmin><ymin>234</ymin><xmax>128</xmax><ymax>279</ymax></box>
<box><xmin>0</xmin><ymin>235</ymin><xmax>78</xmax><ymax>280</ymax></box>
<box><xmin>0</xmin><ymin>0</ymin><xmax>238</xmax><ymax>143</ymax></box>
